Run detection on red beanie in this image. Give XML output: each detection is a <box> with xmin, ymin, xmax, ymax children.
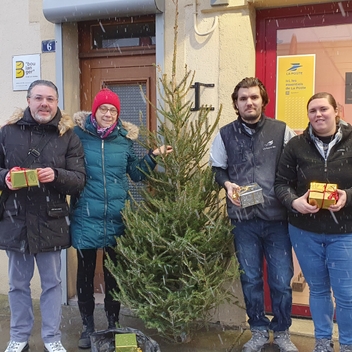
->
<box><xmin>91</xmin><ymin>88</ymin><xmax>121</xmax><ymax>117</ymax></box>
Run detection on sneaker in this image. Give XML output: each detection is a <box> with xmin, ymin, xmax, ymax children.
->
<box><xmin>273</xmin><ymin>330</ymin><xmax>298</xmax><ymax>352</ymax></box>
<box><xmin>242</xmin><ymin>329</ymin><xmax>269</xmax><ymax>352</ymax></box>
<box><xmin>44</xmin><ymin>341</ymin><xmax>66</xmax><ymax>352</ymax></box>
<box><xmin>5</xmin><ymin>341</ymin><xmax>29</xmax><ymax>352</ymax></box>
<box><xmin>340</xmin><ymin>345</ymin><xmax>352</xmax><ymax>352</ymax></box>
<box><xmin>313</xmin><ymin>339</ymin><xmax>334</xmax><ymax>352</ymax></box>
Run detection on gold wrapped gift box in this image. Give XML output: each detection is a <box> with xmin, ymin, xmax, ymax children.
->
<box><xmin>11</xmin><ymin>169</ymin><xmax>39</xmax><ymax>188</ymax></box>
<box><xmin>232</xmin><ymin>182</ymin><xmax>264</xmax><ymax>208</ymax></box>
<box><xmin>308</xmin><ymin>182</ymin><xmax>338</xmax><ymax>209</ymax></box>
<box><xmin>115</xmin><ymin>333</ymin><xmax>139</xmax><ymax>352</ymax></box>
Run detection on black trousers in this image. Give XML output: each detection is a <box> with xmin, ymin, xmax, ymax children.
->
<box><xmin>76</xmin><ymin>247</ymin><xmax>120</xmax><ymax>317</ymax></box>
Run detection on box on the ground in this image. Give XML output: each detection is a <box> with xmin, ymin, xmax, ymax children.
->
<box><xmin>115</xmin><ymin>333</ymin><xmax>138</xmax><ymax>352</ymax></box>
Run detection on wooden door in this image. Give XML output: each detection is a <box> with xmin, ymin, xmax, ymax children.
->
<box><xmin>80</xmin><ymin>55</ymin><xmax>157</xmax><ymax>131</ymax></box>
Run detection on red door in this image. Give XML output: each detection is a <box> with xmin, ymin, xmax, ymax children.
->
<box><xmin>256</xmin><ymin>1</ymin><xmax>352</xmax><ymax>317</ymax></box>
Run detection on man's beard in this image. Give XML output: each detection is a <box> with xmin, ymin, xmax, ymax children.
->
<box><xmin>242</xmin><ymin>112</ymin><xmax>260</xmax><ymax>123</ymax></box>
<box><xmin>32</xmin><ymin>111</ymin><xmax>54</xmax><ymax>124</ymax></box>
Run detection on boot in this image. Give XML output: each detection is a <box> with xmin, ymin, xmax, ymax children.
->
<box><xmin>78</xmin><ymin>314</ymin><xmax>95</xmax><ymax>349</ymax></box>
<box><xmin>105</xmin><ymin>300</ymin><xmax>121</xmax><ymax>329</ymax></box>
<box><xmin>106</xmin><ymin>311</ymin><xmax>119</xmax><ymax>329</ymax></box>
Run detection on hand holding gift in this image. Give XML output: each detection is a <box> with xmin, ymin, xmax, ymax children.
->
<box><xmin>233</xmin><ymin>183</ymin><xmax>264</xmax><ymax>208</ymax></box>
<box><xmin>6</xmin><ymin>167</ymin><xmax>39</xmax><ymax>190</ymax></box>
<box><xmin>327</xmin><ymin>188</ymin><xmax>347</xmax><ymax>213</ymax></box>
<box><xmin>292</xmin><ymin>183</ymin><xmax>346</xmax><ymax>215</ymax></box>
<box><xmin>308</xmin><ymin>182</ymin><xmax>339</xmax><ymax>209</ymax></box>
<box><xmin>224</xmin><ymin>181</ymin><xmax>241</xmax><ymax>206</ymax></box>
<box><xmin>5</xmin><ymin>168</ymin><xmax>20</xmax><ymax>190</ymax></box>
<box><xmin>292</xmin><ymin>190</ymin><xmax>321</xmax><ymax>214</ymax></box>
<box><xmin>37</xmin><ymin>167</ymin><xmax>56</xmax><ymax>183</ymax></box>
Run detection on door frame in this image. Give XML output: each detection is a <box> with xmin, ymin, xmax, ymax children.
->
<box><xmin>256</xmin><ymin>1</ymin><xmax>352</xmax><ymax>317</ymax></box>
<box><xmin>76</xmin><ymin>17</ymin><xmax>157</xmax><ymax>296</ymax></box>
<box><xmin>256</xmin><ymin>1</ymin><xmax>352</xmax><ymax>119</ymax></box>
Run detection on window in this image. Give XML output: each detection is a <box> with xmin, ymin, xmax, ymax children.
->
<box><xmin>92</xmin><ymin>20</ymin><xmax>155</xmax><ymax>49</ymax></box>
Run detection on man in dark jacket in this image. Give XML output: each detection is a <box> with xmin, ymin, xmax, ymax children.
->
<box><xmin>0</xmin><ymin>80</ymin><xmax>86</xmax><ymax>352</ymax></box>
<box><xmin>210</xmin><ymin>77</ymin><xmax>297</xmax><ymax>352</ymax></box>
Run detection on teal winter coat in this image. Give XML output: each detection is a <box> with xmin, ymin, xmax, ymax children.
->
<box><xmin>70</xmin><ymin>111</ymin><xmax>156</xmax><ymax>249</ymax></box>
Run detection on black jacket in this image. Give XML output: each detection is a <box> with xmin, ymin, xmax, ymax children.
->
<box><xmin>275</xmin><ymin>122</ymin><xmax>352</xmax><ymax>234</ymax></box>
<box><xmin>0</xmin><ymin>107</ymin><xmax>86</xmax><ymax>253</ymax></box>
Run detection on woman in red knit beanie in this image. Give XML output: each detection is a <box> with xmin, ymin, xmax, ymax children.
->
<box><xmin>71</xmin><ymin>88</ymin><xmax>172</xmax><ymax>349</ymax></box>
<box><xmin>91</xmin><ymin>88</ymin><xmax>121</xmax><ymax>118</ymax></box>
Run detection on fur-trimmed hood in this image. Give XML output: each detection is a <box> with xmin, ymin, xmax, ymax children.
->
<box><xmin>4</xmin><ymin>107</ymin><xmax>74</xmax><ymax>136</ymax></box>
<box><xmin>73</xmin><ymin>111</ymin><xmax>139</xmax><ymax>141</ymax></box>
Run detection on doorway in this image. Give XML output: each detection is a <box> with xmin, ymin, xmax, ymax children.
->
<box><xmin>78</xmin><ymin>16</ymin><xmax>157</xmax><ymax>296</ymax></box>
<box><xmin>256</xmin><ymin>1</ymin><xmax>352</xmax><ymax>317</ymax></box>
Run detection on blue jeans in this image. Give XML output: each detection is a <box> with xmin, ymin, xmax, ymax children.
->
<box><xmin>289</xmin><ymin>225</ymin><xmax>352</xmax><ymax>345</ymax></box>
<box><xmin>232</xmin><ymin>218</ymin><xmax>293</xmax><ymax>332</ymax></box>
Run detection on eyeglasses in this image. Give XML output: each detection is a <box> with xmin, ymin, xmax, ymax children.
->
<box><xmin>31</xmin><ymin>95</ymin><xmax>58</xmax><ymax>104</ymax></box>
<box><xmin>98</xmin><ymin>106</ymin><xmax>118</xmax><ymax>117</ymax></box>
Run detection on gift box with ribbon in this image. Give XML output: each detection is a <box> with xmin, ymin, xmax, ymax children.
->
<box><xmin>115</xmin><ymin>333</ymin><xmax>139</xmax><ymax>352</ymax></box>
<box><xmin>232</xmin><ymin>182</ymin><xmax>264</xmax><ymax>208</ymax></box>
<box><xmin>90</xmin><ymin>327</ymin><xmax>159</xmax><ymax>352</ymax></box>
<box><xmin>308</xmin><ymin>182</ymin><xmax>338</xmax><ymax>209</ymax></box>
<box><xmin>10</xmin><ymin>168</ymin><xmax>39</xmax><ymax>188</ymax></box>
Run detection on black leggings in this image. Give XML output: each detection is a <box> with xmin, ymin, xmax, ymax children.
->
<box><xmin>76</xmin><ymin>247</ymin><xmax>120</xmax><ymax>316</ymax></box>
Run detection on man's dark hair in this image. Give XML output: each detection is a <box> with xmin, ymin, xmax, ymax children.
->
<box><xmin>27</xmin><ymin>80</ymin><xmax>59</xmax><ymax>99</ymax></box>
<box><xmin>231</xmin><ymin>77</ymin><xmax>269</xmax><ymax>115</ymax></box>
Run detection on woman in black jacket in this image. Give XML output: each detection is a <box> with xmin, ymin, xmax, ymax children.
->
<box><xmin>275</xmin><ymin>92</ymin><xmax>352</xmax><ymax>352</ymax></box>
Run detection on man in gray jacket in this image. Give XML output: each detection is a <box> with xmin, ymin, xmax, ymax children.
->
<box><xmin>0</xmin><ymin>80</ymin><xmax>86</xmax><ymax>352</ymax></box>
<box><xmin>210</xmin><ymin>77</ymin><xmax>297</xmax><ymax>352</ymax></box>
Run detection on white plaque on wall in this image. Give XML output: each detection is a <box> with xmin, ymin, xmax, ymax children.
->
<box><xmin>13</xmin><ymin>54</ymin><xmax>41</xmax><ymax>91</ymax></box>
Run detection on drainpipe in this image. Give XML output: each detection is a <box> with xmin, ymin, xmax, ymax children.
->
<box><xmin>54</xmin><ymin>22</ymin><xmax>68</xmax><ymax>305</ymax></box>
<box><xmin>193</xmin><ymin>0</ymin><xmax>218</xmax><ymax>36</ymax></box>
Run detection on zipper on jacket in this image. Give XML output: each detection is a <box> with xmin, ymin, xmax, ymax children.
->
<box><xmin>250</xmin><ymin>136</ymin><xmax>259</xmax><ymax>218</ymax></box>
<box><xmin>102</xmin><ymin>139</ymin><xmax>108</xmax><ymax>246</ymax></box>
<box><xmin>324</xmin><ymin>158</ymin><xmax>328</xmax><ymax>175</ymax></box>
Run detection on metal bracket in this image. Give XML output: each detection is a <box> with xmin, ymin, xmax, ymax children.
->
<box><xmin>190</xmin><ymin>82</ymin><xmax>215</xmax><ymax>111</ymax></box>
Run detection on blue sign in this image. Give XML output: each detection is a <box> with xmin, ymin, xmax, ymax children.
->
<box><xmin>42</xmin><ymin>40</ymin><xmax>56</xmax><ymax>53</ymax></box>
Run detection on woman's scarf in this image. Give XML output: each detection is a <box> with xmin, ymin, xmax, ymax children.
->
<box><xmin>90</xmin><ymin>115</ymin><xmax>117</xmax><ymax>139</ymax></box>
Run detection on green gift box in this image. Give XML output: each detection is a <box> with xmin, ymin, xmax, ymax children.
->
<box><xmin>11</xmin><ymin>169</ymin><xmax>39</xmax><ymax>188</ymax></box>
<box><xmin>115</xmin><ymin>333</ymin><xmax>138</xmax><ymax>352</ymax></box>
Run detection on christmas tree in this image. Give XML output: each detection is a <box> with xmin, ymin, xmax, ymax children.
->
<box><xmin>105</xmin><ymin>0</ymin><xmax>239</xmax><ymax>343</ymax></box>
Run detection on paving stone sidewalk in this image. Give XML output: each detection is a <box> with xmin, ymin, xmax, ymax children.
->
<box><xmin>0</xmin><ymin>294</ymin><xmax>323</xmax><ymax>352</ymax></box>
